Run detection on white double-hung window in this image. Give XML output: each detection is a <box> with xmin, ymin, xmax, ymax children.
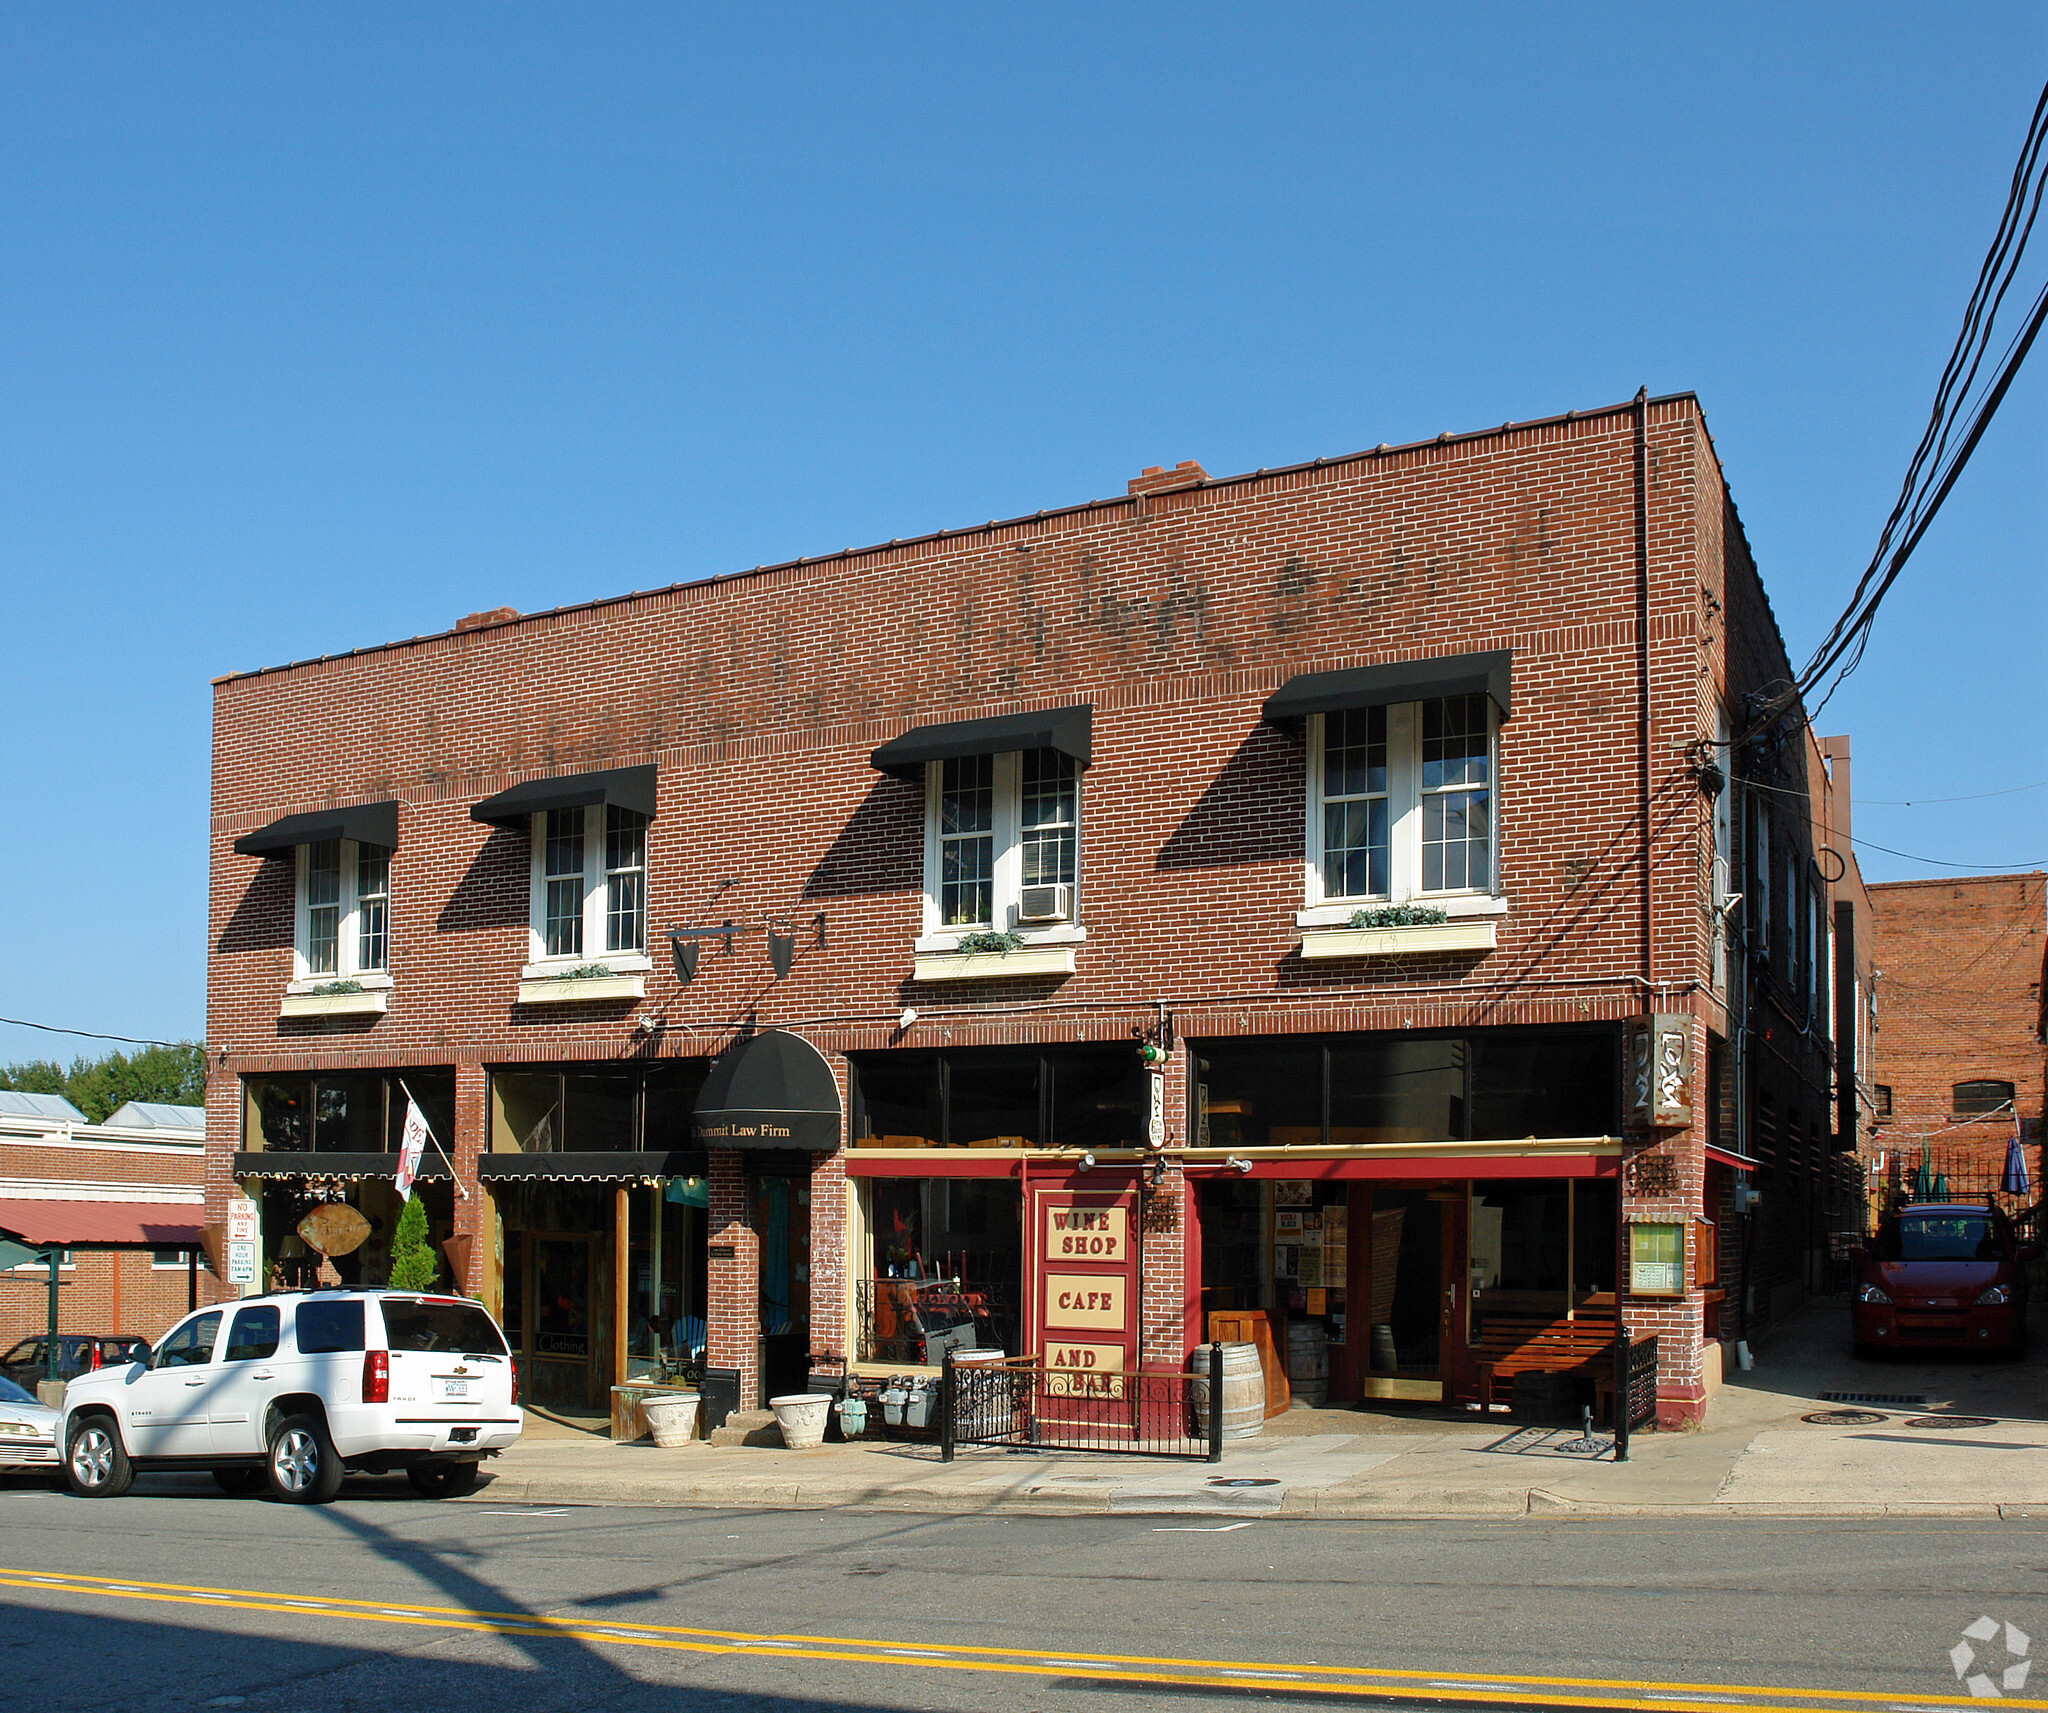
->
<box><xmin>921</xmin><ymin>747</ymin><xmax>1082</xmax><ymax>943</ymax></box>
<box><xmin>528</xmin><ymin>805</ymin><xmax>649</xmax><ymax>969</ymax></box>
<box><xmin>1302</xmin><ymin>693</ymin><xmax>1499</xmax><ymax>912</ymax></box>
<box><xmin>295</xmin><ymin>838</ymin><xmax>392</xmax><ymax>981</ymax></box>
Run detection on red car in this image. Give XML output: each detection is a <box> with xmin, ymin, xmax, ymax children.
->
<box><xmin>1851</xmin><ymin>1203</ymin><xmax>2035</xmax><ymax>1355</ymax></box>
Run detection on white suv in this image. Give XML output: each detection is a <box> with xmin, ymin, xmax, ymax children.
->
<box><xmin>59</xmin><ymin>1289</ymin><xmax>521</xmax><ymax>1504</ymax></box>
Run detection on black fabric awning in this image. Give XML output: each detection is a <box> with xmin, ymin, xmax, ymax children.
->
<box><xmin>869</xmin><ymin>705</ymin><xmax>1092</xmax><ymax>777</ymax></box>
<box><xmin>476</xmin><ymin>1150</ymin><xmax>707</xmax><ymax>1183</ymax></box>
<box><xmin>233</xmin><ymin>800</ymin><xmax>400</xmax><ymax>858</ymax></box>
<box><xmin>232</xmin><ymin>1151</ymin><xmax>447</xmax><ymax>1181</ymax></box>
<box><xmin>692</xmin><ymin>1029</ymin><xmax>842</xmax><ymax>1152</ymax></box>
<box><xmin>1260</xmin><ymin>649</ymin><xmax>1513</xmax><ymax>724</ymax></box>
<box><xmin>470</xmin><ymin>765</ymin><xmax>658</xmax><ymax>829</ymax></box>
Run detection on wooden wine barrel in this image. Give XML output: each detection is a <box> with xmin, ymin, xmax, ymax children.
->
<box><xmin>1188</xmin><ymin>1342</ymin><xmax>1265</xmax><ymax>1440</ymax></box>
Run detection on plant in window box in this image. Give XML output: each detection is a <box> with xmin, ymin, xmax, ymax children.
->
<box><xmin>1346</xmin><ymin>905</ymin><xmax>1450</xmax><ymax>929</ymax></box>
<box><xmin>953</xmin><ymin>931</ymin><xmax>1024</xmax><ymax>956</ymax></box>
<box><xmin>308</xmin><ymin>979</ymin><xmax>366</xmax><ymax>996</ymax></box>
<box><xmin>563</xmin><ymin>962</ymin><xmax>614</xmax><ymax>980</ymax></box>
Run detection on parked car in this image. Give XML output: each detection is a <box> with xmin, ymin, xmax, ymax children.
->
<box><xmin>59</xmin><ymin>1289</ymin><xmax>521</xmax><ymax>1504</ymax></box>
<box><xmin>1850</xmin><ymin>1203</ymin><xmax>2035</xmax><ymax>1355</ymax></box>
<box><xmin>0</xmin><ymin>1372</ymin><xmax>60</xmax><ymax>1471</ymax></box>
<box><xmin>0</xmin><ymin>1335</ymin><xmax>151</xmax><ymax>1390</ymax></box>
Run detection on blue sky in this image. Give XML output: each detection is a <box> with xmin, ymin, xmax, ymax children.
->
<box><xmin>3</xmin><ymin>6</ymin><xmax>2044</xmax><ymax>1063</ymax></box>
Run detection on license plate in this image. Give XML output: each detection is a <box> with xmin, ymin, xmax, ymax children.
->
<box><xmin>441</xmin><ymin>1379</ymin><xmax>469</xmax><ymax>1398</ymax></box>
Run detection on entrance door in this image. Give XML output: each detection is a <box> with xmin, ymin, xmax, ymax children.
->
<box><xmin>1030</xmin><ymin>1185</ymin><xmax>1140</xmax><ymax>1431</ymax></box>
<box><xmin>1360</xmin><ymin>1188</ymin><xmax>1464</xmax><ymax>1403</ymax></box>
<box><xmin>520</xmin><ymin>1232</ymin><xmax>596</xmax><ymax>1411</ymax></box>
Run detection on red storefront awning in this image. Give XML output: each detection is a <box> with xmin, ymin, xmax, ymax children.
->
<box><xmin>0</xmin><ymin>1199</ymin><xmax>205</xmax><ymax>1247</ymax></box>
<box><xmin>1704</xmin><ymin>1144</ymin><xmax>1761</xmax><ymax>1173</ymax></box>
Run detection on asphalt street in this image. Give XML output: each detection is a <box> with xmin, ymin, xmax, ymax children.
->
<box><xmin>1</xmin><ymin>1480</ymin><xmax>2043</xmax><ymax>1713</ymax></box>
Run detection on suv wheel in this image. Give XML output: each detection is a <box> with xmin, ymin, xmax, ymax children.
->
<box><xmin>67</xmin><ymin>1416</ymin><xmax>133</xmax><ymax>1498</ymax></box>
<box><xmin>407</xmin><ymin>1461</ymin><xmax>481</xmax><ymax>1500</ymax></box>
<box><xmin>267</xmin><ymin>1413</ymin><xmax>344</xmax><ymax>1504</ymax></box>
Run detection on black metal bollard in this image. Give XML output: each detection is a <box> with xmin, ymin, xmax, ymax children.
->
<box><xmin>1613</xmin><ymin>1333</ymin><xmax>1630</xmax><ymax>1462</ymax></box>
<box><xmin>1207</xmin><ymin>1340</ymin><xmax>1225</xmax><ymax>1463</ymax></box>
<box><xmin>940</xmin><ymin>1351</ymin><xmax>956</xmax><ymax>1464</ymax></box>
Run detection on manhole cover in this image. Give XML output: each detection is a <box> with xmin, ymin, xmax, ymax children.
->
<box><xmin>1206</xmin><ymin>1477</ymin><xmax>1279</xmax><ymax>1488</ymax></box>
<box><xmin>1819</xmin><ymin>1391</ymin><xmax>1928</xmax><ymax>1407</ymax></box>
<box><xmin>1903</xmin><ymin>1415</ymin><xmax>1998</xmax><ymax>1430</ymax></box>
<box><xmin>1802</xmin><ymin>1410</ymin><xmax>1887</xmax><ymax>1426</ymax></box>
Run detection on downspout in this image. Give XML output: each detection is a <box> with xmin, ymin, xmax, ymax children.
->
<box><xmin>1633</xmin><ymin>386</ymin><xmax>1653</xmax><ymax>987</ymax></box>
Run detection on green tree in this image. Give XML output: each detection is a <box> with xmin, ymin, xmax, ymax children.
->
<box><xmin>388</xmin><ymin>1194</ymin><xmax>439</xmax><ymax>1292</ymax></box>
<box><xmin>0</xmin><ymin>1044</ymin><xmax>205</xmax><ymax>1123</ymax></box>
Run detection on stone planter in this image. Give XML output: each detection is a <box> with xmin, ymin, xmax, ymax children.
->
<box><xmin>912</xmin><ymin>945</ymin><xmax>1076</xmax><ymax>982</ymax></box>
<box><xmin>640</xmin><ymin>1392</ymin><xmax>701</xmax><ymax>1448</ymax></box>
<box><xmin>1299</xmin><ymin>920</ymin><xmax>1497</xmax><ymax>960</ymax></box>
<box><xmin>769</xmin><ymin>1392</ymin><xmax>832</xmax><ymax>1449</ymax></box>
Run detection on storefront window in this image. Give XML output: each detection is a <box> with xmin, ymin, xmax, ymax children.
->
<box><xmin>489</xmin><ymin>1063</ymin><xmax>710</xmax><ymax>1152</ymax></box>
<box><xmin>1330</xmin><ymin>1038</ymin><xmax>1466</xmax><ymax>1145</ymax></box>
<box><xmin>1195</xmin><ymin>1040</ymin><xmax>1322</xmax><ymax>1149</ymax></box>
<box><xmin>848</xmin><ymin>1045</ymin><xmax>1142</xmax><ymax>1149</ymax></box>
<box><xmin>243</xmin><ymin>1070</ymin><xmax>455</xmax><ymax>1154</ymax></box>
<box><xmin>948</xmin><ymin>1050</ymin><xmax>1039</xmax><ymax>1148</ymax></box>
<box><xmin>858</xmin><ymin>1177</ymin><xmax>1021</xmax><ymax>1363</ymax></box>
<box><xmin>1194</xmin><ymin>1027</ymin><xmax>1620</xmax><ymax>1149</ymax></box>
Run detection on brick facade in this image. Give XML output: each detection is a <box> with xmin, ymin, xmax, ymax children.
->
<box><xmin>204</xmin><ymin>391</ymin><xmax>1859</xmax><ymax>1425</ymax></box>
<box><xmin>1868</xmin><ymin>874</ymin><xmax>2047</xmax><ymax>1199</ymax></box>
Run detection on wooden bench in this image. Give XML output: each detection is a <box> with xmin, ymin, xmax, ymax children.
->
<box><xmin>1470</xmin><ymin>1313</ymin><xmax>1618</xmax><ymax>1415</ymax></box>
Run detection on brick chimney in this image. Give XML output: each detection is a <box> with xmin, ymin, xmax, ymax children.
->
<box><xmin>1128</xmin><ymin>460</ymin><xmax>1208</xmax><ymax>497</ymax></box>
<box><xmin>456</xmin><ymin>606</ymin><xmax>519</xmax><ymax>633</ymax></box>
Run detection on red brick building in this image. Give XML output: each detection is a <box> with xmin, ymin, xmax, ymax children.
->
<box><xmin>0</xmin><ymin>1095</ymin><xmax>221</xmax><ymax>1354</ymax></box>
<box><xmin>1866</xmin><ymin>873</ymin><xmax>2047</xmax><ymax>1208</ymax></box>
<box><xmin>205</xmin><ymin>391</ymin><xmax>1863</xmax><ymax>1426</ymax></box>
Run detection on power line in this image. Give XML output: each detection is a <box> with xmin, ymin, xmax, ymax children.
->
<box><xmin>1848</xmin><ymin>834</ymin><xmax>2044</xmax><ymax>871</ymax></box>
<box><xmin>1858</xmin><ymin>779</ymin><xmax>2048</xmax><ymax>806</ymax></box>
<box><xmin>0</xmin><ymin>1015</ymin><xmax>196</xmax><ymax>1051</ymax></box>
<box><xmin>1746</xmin><ymin>78</ymin><xmax>2048</xmax><ymax>739</ymax></box>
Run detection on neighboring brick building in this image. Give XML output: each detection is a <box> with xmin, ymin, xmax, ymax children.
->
<box><xmin>0</xmin><ymin>1094</ymin><xmax>221</xmax><ymax>1353</ymax></box>
<box><xmin>1866</xmin><ymin>873</ymin><xmax>2048</xmax><ymax>1207</ymax></box>
<box><xmin>205</xmin><ymin>390</ymin><xmax>1862</xmax><ymax>1426</ymax></box>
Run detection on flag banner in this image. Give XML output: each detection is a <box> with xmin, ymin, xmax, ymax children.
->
<box><xmin>395</xmin><ymin>1098</ymin><xmax>430</xmax><ymax>1201</ymax></box>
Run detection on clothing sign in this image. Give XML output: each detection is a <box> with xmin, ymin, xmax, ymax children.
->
<box><xmin>395</xmin><ymin>1098</ymin><xmax>431</xmax><ymax>1200</ymax></box>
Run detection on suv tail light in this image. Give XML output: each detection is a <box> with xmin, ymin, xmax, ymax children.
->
<box><xmin>89</xmin><ymin>1344</ymin><xmax>102</xmax><ymax>1371</ymax></box>
<box><xmin>511</xmin><ymin>1359</ymin><xmax>520</xmax><ymax>1406</ymax></box>
<box><xmin>363</xmin><ymin>1348</ymin><xmax>390</xmax><ymax>1404</ymax></box>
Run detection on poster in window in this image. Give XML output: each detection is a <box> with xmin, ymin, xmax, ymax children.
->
<box><xmin>1628</xmin><ymin>1223</ymin><xmax>1684</xmax><ymax>1297</ymax></box>
<box><xmin>1273</xmin><ymin>1180</ymin><xmax>1313</xmax><ymax>1208</ymax></box>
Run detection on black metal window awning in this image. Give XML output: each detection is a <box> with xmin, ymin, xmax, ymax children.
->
<box><xmin>869</xmin><ymin>705</ymin><xmax>1092</xmax><ymax>777</ymax></box>
<box><xmin>1260</xmin><ymin>649</ymin><xmax>1513</xmax><ymax>725</ymax></box>
<box><xmin>470</xmin><ymin>764</ymin><xmax>659</xmax><ymax>829</ymax></box>
<box><xmin>692</xmin><ymin>1029</ymin><xmax>842</xmax><ymax>1152</ymax></box>
<box><xmin>231</xmin><ymin>1151</ymin><xmax>448</xmax><ymax>1181</ymax></box>
<box><xmin>476</xmin><ymin>1149</ymin><xmax>707</xmax><ymax>1183</ymax></box>
<box><xmin>233</xmin><ymin>800</ymin><xmax>400</xmax><ymax>858</ymax></box>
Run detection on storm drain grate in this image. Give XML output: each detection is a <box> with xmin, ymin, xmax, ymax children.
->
<box><xmin>1818</xmin><ymin>1392</ymin><xmax>1928</xmax><ymax>1407</ymax></box>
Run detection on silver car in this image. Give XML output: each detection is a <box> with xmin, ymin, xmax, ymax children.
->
<box><xmin>0</xmin><ymin>1372</ymin><xmax>60</xmax><ymax>1470</ymax></box>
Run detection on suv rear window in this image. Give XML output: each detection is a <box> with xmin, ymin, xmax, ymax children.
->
<box><xmin>380</xmin><ymin>1299</ymin><xmax>507</xmax><ymax>1357</ymax></box>
<box><xmin>295</xmin><ymin>1300</ymin><xmax>367</xmax><ymax>1353</ymax></box>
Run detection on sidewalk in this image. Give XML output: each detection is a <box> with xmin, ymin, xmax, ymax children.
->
<box><xmin>463</xmin><ymin>1299</ymin><xmax>2048</xmax><ymax>1520</ymax></box>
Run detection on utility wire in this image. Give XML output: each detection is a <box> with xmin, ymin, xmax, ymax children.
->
<box><xmin>1846</xmin><ymin>834</ymin><xmax>2044</xmax><ymax>871</ymax></box>
<box><xmin>1747</xmin><ymin>78</ymin><xmax>2048</xmax><ymax>739</ymax></box>
<box><xmin>1857</xmin><ymin>779</ymin><xmax>2048</xmax><ymax>806</ymax></box>
<box><xmin>0</xmin><ymin>1015</ymin><xmax>196</xmax><ymax>1051</ymax></box>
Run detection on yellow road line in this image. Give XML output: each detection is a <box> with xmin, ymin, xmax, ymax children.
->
<box><xmin>0</xmin><ymin>1566</ymin><xmax>2017</xmax><ymax>1713</ymax></box>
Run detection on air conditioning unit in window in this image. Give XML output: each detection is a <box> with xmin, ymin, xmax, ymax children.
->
<box><xmin>1017</xmin><ymin>883</ymin><xmax>1072</xmax><ymax>924</ymax></box>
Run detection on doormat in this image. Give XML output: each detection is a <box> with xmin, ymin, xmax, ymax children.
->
<box><xmin>1902</xmin><ymin>1415</ymin><xmax>1998</xmax><ymax>1430</ymax></box>
<box><xmin>1817</xmin><ymin>1391</ymin><xmax>1928</xmax><ymax>1407</ymax></box>
<box><xmin>1479</xmin><ymin>1425</ymin><xmax>1614</xmax><ymax>1460</ymax></box>
<box><xmin>1802</xmin><ymin>1410</ymin><xmax>1888</xmax><ymax>1426</ymax></box>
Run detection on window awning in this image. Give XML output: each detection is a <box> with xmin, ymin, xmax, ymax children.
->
<box><xmin>1260</xmin><ymin>650</ymin><xmax>1513</xmax><ymax>724</ymax></box>
<box><xmin>0</xmin><ymin>1199</ymin><xmax>205</xmax><ymax>1248</ymax></box>
<box><xmin>469</xmin><ymin>765</ymin><xmax>659</xmax><ymax>829</ymax></box>
<box><xmin>869</xmin><ymin>705</ymin><xmax>1092</xmax><ymax>777</ymax></box>
<box><xmin>232</xmin><ymin>1151</ymin><xmax>449</xmax><ymax>1182</ymax></box>
<box><xmin>233</xmin><ymin>800</ymin><xmax>400</xmax><ymax>858</ymax></box>
<box><xmin>475</xmin><ymin>1150</ymin><xmax>707</xmax><ymax>1184</ymax></box>
<box><xmin>692</xmin><ymin>1029</ymin><xmax>842</xmax><ymax>1152</ymax></box>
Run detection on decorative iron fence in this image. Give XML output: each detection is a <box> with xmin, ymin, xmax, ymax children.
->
<box><xmin>939</xmin><ymin>1345</ymin><xmax>1225</xmax><ymax>1463</ymax></box>
<box><xmin>1612</xmin><ymin>1332</ymin><xmax>1659</xmax><ymax>1461</ymax></box>
<box><xmin>853</xmin><ymin>1279</ymin><xmax>1020</xmax><ymax>1367</ymax></box>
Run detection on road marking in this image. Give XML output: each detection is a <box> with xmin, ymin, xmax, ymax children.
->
<box><xmin>1152</xmin><ymin>1521</ymin><xmax>1258</xmax><ymax>1532</ymax></box>
<box><xmin>0</xmin><ymin>1564</ymin><xmax>2034</xmax><ymax>1713</ymax></box>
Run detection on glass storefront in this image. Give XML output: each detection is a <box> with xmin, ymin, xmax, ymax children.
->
<box><xmin>242</xmin><ymin>1069</ymin><xmax>456</xmax><ymax>1154</ymax></box>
